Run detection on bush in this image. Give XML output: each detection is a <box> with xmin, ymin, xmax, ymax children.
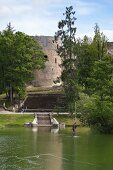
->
<box><xmin>88</xmin><ymin>100</ymin><xmax>113</xmax><ymax>133</ymax></box>
<box><xmin>78</xmin><ymin>94</ymin><xmax>113</xmax><ymax>133</ymax></box>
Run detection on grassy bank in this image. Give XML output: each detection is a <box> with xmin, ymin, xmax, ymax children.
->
<box><xmin>0</xmin><ymin>114</ymin><xmax>33</xmax><ymax>128</ymax></box>
<box><xmin>27</xmin><ymin>86</ymin><xmax>63</xmax><ymax>94</ymax></box>
<box><xmin>0</xmin><ymin>114</ymin><xmax>81</xmax><ymax>128</ymax></box>
<box><xmin>54</xmin><ymin>114</ymin><xmax>81</xmax><ymax>126</ymax></box>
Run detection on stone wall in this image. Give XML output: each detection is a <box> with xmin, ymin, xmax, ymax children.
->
<box><xmin>108</xmin><ymin>42</ymin><xmax>113</xmax><ymax>55</ymax></box>
<box><xmin>32</xmin><ymin>36</ymin><xmax>62</xmax><ymax>87</ymax></box>
<box><xmin>31</xmin><ymin>36</ymin><xmax>113</xmax><ymax>87</ymax></box>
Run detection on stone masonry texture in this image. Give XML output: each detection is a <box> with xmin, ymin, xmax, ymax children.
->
<box><xmin>32</xmin><ymin>36</ymin><xmax>62</xmax><ymax>87</ymax></box>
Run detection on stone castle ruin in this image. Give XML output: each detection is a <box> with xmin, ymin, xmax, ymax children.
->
<box><xmin>108</xmin><ymin>42</ymin><xmax>113</xmax><ymax>55</ymax></box>
<box><xmin>31</xmin><ymin>36</ymin><xmax>113</xmax><ymax>88</ymax></box>
<box><xmin>32</xmin><ymin>36</ymin><xmax>62</xmax><ymax>87</ymax></box>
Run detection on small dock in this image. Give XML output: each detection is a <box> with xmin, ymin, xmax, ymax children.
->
<box><xmin>36</xmin><ymin>113</ymin><xmax>51</xmax><ymax>127</ymax></box>
<box><xmin>29</xmin><ymin>113</ymin><xmax>59</xmax><ymax>127</ymax></box>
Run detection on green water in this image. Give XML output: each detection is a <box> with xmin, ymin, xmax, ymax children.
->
<box><xmin>0</xmin><ymin>127</ymin><xmax>113</xmax><ymax>170</ymax></box>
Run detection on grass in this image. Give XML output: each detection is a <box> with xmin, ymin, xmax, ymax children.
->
<box><xmin>26</xmin><ymin>86</ymin><xmax>64</xmax><ymax>94</ymax></box>
<box><xmin>0</xmin><ymin>93</ymin><xmax>6</xmax><ymax>100</ymax></box>
<box><xmin>59</xmin><ymin>126</ymin><xmax>90</xmax><ymax>135</ymax></box>
<box><xmin>0</xmin><ymin>114</ymin><xmax>81</xmax><ymax>128</ymax></box>
<box><xmin>54</xmin><ymin>114</ymin><xmax>81</xmax><ymax>126</ymax></box>
<box><xmin>0</xmin><ymin>114</ymin><xmax>33</xmax><ymax>128</ymax></box>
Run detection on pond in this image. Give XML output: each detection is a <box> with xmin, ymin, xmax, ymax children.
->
<box><xmin>0</xmin><ymin>127</ymin><xmax>113</xmax><ymax>170</ymax></box>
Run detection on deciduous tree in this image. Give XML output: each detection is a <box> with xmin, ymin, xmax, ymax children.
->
<box><xmin>0</xmin><ymin>23</ymin><xmax>45</xmax><ymax>102</ymax></box>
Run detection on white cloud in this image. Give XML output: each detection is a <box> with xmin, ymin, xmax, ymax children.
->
<box><xmin>76</xmin><ymin>31</ymin><xmax>94</xmax><ymax>40</ymax></box>
<box><xmin>0</xmin><ymin>6</ymin><xmax>12</xmax><ymax>16</ymax></box>
<box><xmin>75</xmin><ymin>0</ymin><xmax>101</xmax><ymax>16</ymax></box>
<box><xmin>76</xmin><ymin>29</ymin><xmax>113</xmax><ymax>42</ymax></box>
<box><xmin>0</xmin><ymin>4</ymin><xmax>32</xmax><ymax>17</ymax></box>
<box><xmin>102</xmin><ymin>30</ymin><xmax>113</xmax><ymax>42</ymax></box>
<box><xmin>13</xmin><ymin>5</ymin><xmax>32</xmax><ymax>14</ymax></box>
<box><xmin>32</xmin><ymin>0</ymin><xmax>63</xmax><ymax>7</ymax></box>
<box><xmin>11</xmin><ymin>16</ymin><xmax>58</xmax><ymax>36</ymax></box>
<box><xmin>0</xmin><ymin>0</ymin><xmax>112</xmax><ymax>43</ymax></box>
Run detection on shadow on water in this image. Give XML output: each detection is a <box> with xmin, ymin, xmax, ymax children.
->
<box><xmin>0</xmin><ymin>127</ymin><xmax>113</xmax><ymax>170</ymax></box>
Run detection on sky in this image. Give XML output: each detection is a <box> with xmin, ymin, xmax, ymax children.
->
<box><xmin>0</xmin><ymin>0</ymin><xmax>113</xmax><ymax>41</ymax></box>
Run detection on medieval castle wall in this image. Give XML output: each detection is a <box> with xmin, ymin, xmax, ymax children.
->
<box><xmin>32</xmin><ymin>36</ymin><xmax>62</xmax><ymax>87</ymax></box>
<box><xmin>31</xmin><ymin>36</ymin><xmax>113</xmax><ymax>88</ymax></box>
<box><xmin>108</xmin><ymin>42</ymin><xmax>113</xmax><ymax>55</ymax></box>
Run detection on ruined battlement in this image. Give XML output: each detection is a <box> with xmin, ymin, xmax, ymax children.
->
<box><xmin>32</xmin><ymin>36</ymin><xmax>62</xmax><ymax>87</ymax></box>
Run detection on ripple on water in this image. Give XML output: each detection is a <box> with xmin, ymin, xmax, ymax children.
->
<box><xmin>0</xmin><ymin>153</ymin><xmax>68</xmax><ymax>170</ymax></box>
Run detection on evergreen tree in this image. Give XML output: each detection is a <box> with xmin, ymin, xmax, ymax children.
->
<box><xmin>55</xmin><ymin>6</ymin><xmax>78</xmax><ymax>114</ymax></box>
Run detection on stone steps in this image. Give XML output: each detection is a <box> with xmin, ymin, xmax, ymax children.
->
<box><xmin>37</xmin><ymin>114</ymin><xmax>51</xmax><ymax>126</ymax></box>
<box><xmin>22</xmin><ymin>93</ymin><xmax>66</xmax><ymax>112</ymax></box>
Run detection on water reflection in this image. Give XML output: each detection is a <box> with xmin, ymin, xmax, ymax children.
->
<box><xmin>32</xmin><ymin>127</ymin><xmax>59</xmax><ymax>133</ymax></box>
<box><xmin>0</xmin><ymin>128</ymin><xmax>113</xmax><ymax>170</ymax></box>
<box><xmin>31</xmin><ymin>127</ymin><xmax>62</xmax><ymax>170</ymax></box>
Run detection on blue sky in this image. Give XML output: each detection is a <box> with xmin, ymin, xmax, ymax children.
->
<box><xmin>0</xmin><ymin>0</ymin><xmax>113</xmax><ymax>41</ymax></box>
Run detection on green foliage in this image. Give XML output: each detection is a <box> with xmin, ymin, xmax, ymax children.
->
<box><xmin>76</xmin><ymin>24</ymin><xmax>113</xmax><ymax>133</ymax></box>
<box><xmin>55</xmin><ymin>6</ymin><xmax>78</xmax><ymax>114</ymax></box>
<box><xmin>88</xmin><ymin>55</ymin><xmax>113</xmax><ymax>100</ymax></box>
<box><xmin>55</xmin><ymin>8</ymin><xmax>113</xmax><ymax>133</ymax></box>
<box><xmin>0</xmin><ymin>23</ymin><xmax>45</xmax><ymax>102</ymax></box>
<box><xmin>89</xmin><ymin>100</ymin><xmax>113</xmax><ymax>133</ymax></box>
<box><xmin>93</xmin><ymin>23</ymin><xmax>107</xmax><ymax>60</ymax></box>
<box><xmin>78</xmin><ymin>94</ymin><xmax>113</xmax><ymax>133</ymax></box>
<box><xmin>77</xmin><ymin>36</ymin><xmax>95</xmax><ymax>93</ymax></box>
<box><xmin>77</xmin><ymin>24</ymin><xmax>108</xmax><ymax>95</ymax></box>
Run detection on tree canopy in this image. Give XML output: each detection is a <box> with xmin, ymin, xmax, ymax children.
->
<box><xmin>76</xmin><ymin>24</ymin><xmax>113</xmax><ymax>133</ymax></box>
<box><xmin>0</xmin><ymin>23</ymin><xmax>46</xmax><ymax>102</ymax></box>
<box><xmin>55</xmin><ymin>7</ymin><xmax>113</xmax><ymax>133</ymax></box>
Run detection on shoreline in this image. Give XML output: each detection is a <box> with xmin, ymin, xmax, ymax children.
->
<box><xmin>0</xmin><ymin>112</ymin><xmax>79</xmax><ymax>128</ymax></box>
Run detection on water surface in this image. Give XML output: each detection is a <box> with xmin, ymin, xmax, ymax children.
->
<box><xmin>0</xmin><ymin>127</ymin><xmax>113</xmax><ymax>170</ymax></box>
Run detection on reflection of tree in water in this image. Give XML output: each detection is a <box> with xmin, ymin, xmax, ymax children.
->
<box><xmin>1</xmin><ymin>128</ymin><xmax>113</xmax><ymax>170</ymax></box>
<box><xmin>31</xmin><ymin>127</ymin><xmax>63</xmax><ymax>170</ymax></box>
<box><xmin>61</xmin><ymin>134</ymin><xmax>78</xmax><ymax>170</ymax></box>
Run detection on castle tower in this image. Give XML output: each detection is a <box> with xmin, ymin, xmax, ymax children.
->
<box><xmin>32</xmin><ymin>36</ymin><xmax>62</xmax><ymax>87</ymax></box>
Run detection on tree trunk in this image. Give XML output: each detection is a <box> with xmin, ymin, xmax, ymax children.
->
<box><xmin>9</xmin><ymin>84</ymin><xmax>13</xmax><ymax>103</ymax></box>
